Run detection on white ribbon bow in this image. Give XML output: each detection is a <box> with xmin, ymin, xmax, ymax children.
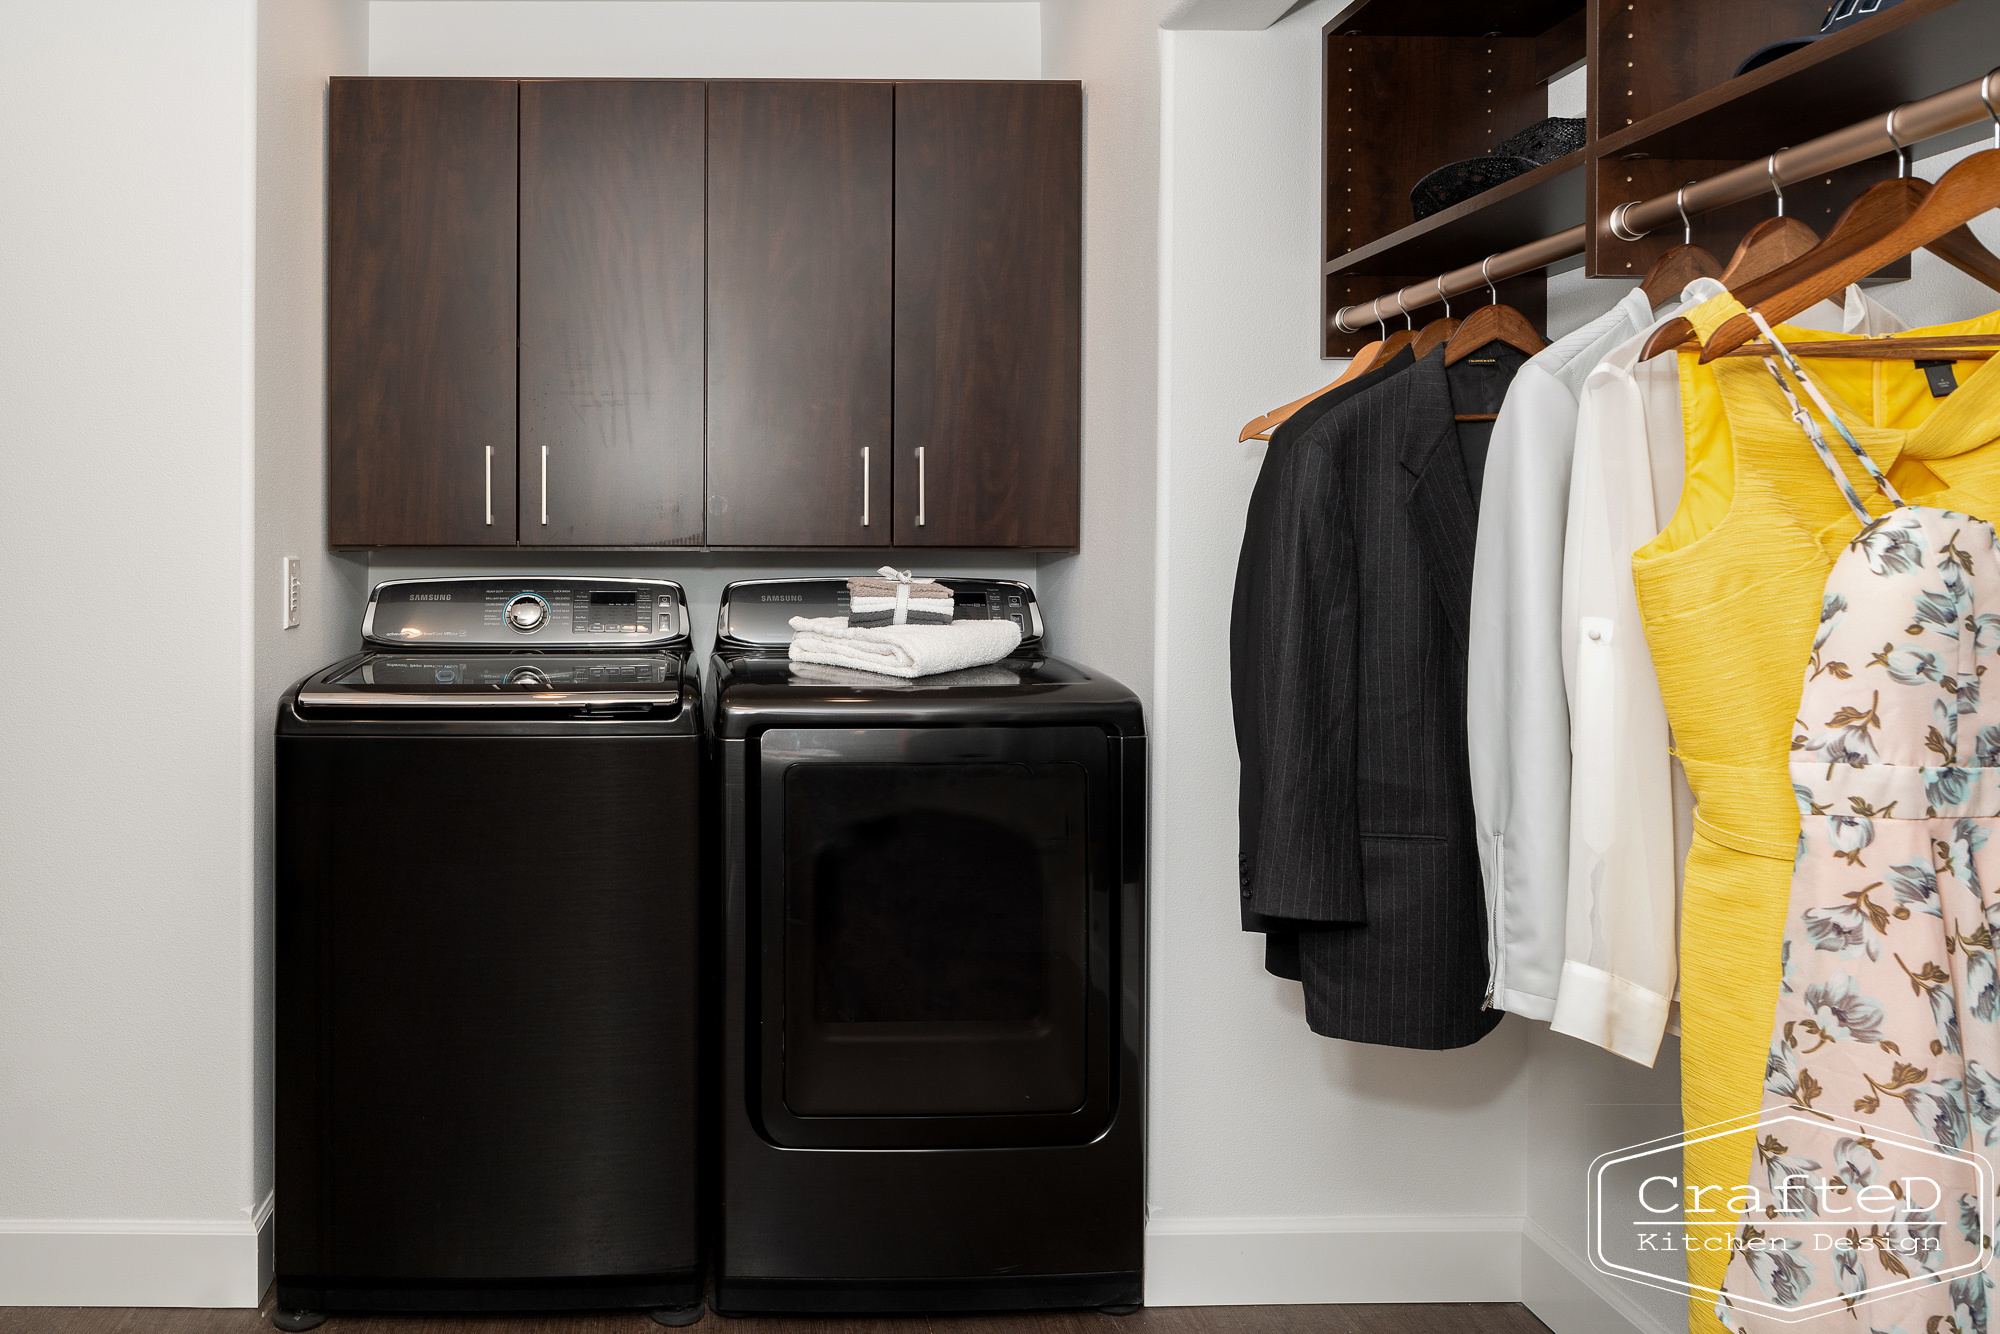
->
<box><xmin>877</xmin><ymin>565</ymin><xmax>915</xmax><ymax>625</ymax></box>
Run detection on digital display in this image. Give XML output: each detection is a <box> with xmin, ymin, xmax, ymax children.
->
<box><xmin>590</xmin><ymin>590</ymin><xmax>638</xmax><ymax>605</ymax></box>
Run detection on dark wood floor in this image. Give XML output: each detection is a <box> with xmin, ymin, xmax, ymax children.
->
<box><xmin>0</xmin><ymin>1300</ymin><xmax>1553</xmax><ymax>1334</ymax></box>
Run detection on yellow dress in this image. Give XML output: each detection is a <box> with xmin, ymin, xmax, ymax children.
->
<box><xmin>1633</xmin><ymin>294</ymin><xmax>2000</xmax><ymax>1334</ymax></box>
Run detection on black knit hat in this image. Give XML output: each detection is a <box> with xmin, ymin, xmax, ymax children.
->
<box><xmin>1409</xmin><ymin>118</ymin><xmax>1586</xmax><ymax>222</ymax></box>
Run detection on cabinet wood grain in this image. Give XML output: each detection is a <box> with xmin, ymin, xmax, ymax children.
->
<box><xmin>894</xmin><ymin>82</ymin><xmax>1082</xmax><ymax>549</ymax></box>
<box><xmin>706</xmin><ymin>82</ymin><xmax>893</xmax><ymax>547</ymax></box>
<box><xmin>520</xmin><ymin>81</ymin><xmax>707</xmax><ymax>546</ymax></box>
<box><xmin>328</xmin><ymin>79</ymin><xmax>518</xmax><ymax>546</ymax></box>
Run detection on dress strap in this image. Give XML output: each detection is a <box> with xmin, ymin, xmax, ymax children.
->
<box><xmin>1747</xmin><ymin>310</ymin><xmax>1907</xmax><ymax>524</ymax></box>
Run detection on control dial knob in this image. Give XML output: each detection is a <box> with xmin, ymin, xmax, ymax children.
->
<box><xmin>504</xmin><ymin>594</ymin><xmax>549</xmax><ymax>633</ymax></box>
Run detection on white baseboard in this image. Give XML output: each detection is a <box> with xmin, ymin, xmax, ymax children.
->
<box><xmin>1143</xmin><ymin>1215</ymin><xmax>1523</xmax><ymax>1306</ymax></box>
<box><xmin>0</xmin><ymin>1193</ymin><xmax>273</xmax><ymax>1308</ymax></box>
<box><xmin>1519</xmin><ymin>1219</ymin><xmax>1679</xmax><ymax>1334</ymax></box>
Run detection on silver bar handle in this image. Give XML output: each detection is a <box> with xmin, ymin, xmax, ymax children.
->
<box><xmin>540</xmin><ymin>446</ymin><xmax>549</xmax><ymax>525</ymax></box>
<box><xmin>484</xmin><ymin>446</ymin><xmax>493</xmax><ymax>525</ymax></box>
<box><xmin>861</xmin><ymin>447</ymin><xmax>870</xmax><ymax>527</ymax></box>
<box><xmin>916</xmin><ymin>446</ymin><xmax>926</xmax><ymax>527</ymax></box>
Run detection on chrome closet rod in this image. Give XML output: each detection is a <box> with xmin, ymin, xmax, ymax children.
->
<box><xmin>1331</xmin><ymin>69</ymin><xmax>2000</xmax><ymax>335</ymax></box>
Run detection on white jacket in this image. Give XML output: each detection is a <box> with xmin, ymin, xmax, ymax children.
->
<box><xmin>1467</xmin><ymin>287</ymin><xmax>1655</xmax><ymax>1022</ymax></box>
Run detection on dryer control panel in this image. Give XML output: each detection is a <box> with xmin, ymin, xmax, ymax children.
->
<box><xmin>363</xmin><ymin>577</ymin><xmax>688</xmax><ymax>649</ymax></box>
<box><xmin>716</xmin><ymin>577</ymin><xmax>1042</xmax><ymax>648</ymax></box>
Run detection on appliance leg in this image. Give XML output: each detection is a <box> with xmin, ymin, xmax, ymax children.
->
<box><xmin>1100</xmin><ymin>1305</ymin><xmax>1142</xmax><ymax>1316</ymax></box>
<box><xmin>272</xmin><ymin>1310</ymin><xmax>327</xmax><ymax>1331</ymax></box>
<box><xmin>651</xmin><ymin>1302</ymin><xmax>706</xmax><ymax>1327</ymax></box>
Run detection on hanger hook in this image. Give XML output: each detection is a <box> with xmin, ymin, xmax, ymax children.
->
<box><xmin>1981</xmin><ymin>68</ymin><xmax>2000</xmax><ymax>151</ymax></box>
<box><xmin>1435</xmin><ymin>275</ymin><xmax>1450</xmax><ymax>319</ymax></box>
<box><xmin>1767</xmin><ymin>150</ymin><xmax>1787</xmax><ymax>217</ymax></box>
<box><xmin>1482</xmin><ymin>255</ymin><xmax>1498</xmax><ymax>305</ymax></box>
<box><xmin>1675</xmin><ymin>182</ymin><xmax>1694</xmax><ymax>246</ymax></box>
<box><xmin>1885</xmin><ymin>104</ymin><xmax>1909</xmax><ymax>178</ymax></box>
<box><xmin>1391</xmin><ymin>288</ymin><xmax>1412</xmax><ymax>330</ymax></box>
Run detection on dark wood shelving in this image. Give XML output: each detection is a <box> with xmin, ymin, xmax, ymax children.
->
<box><xmin>1320</xmin><ymin>0</ymin><xmax>1997</xmax><ymax>345</ymax></box>
<box><xmin>1322</xmin><ymin>0</ymin><xmax>1583</xmax><ymax>39</ymax></box>
<box><xmin>1320</xmin><ymin>0</ymin><xmax>1584</xmax><ymax>354</ymax></box>
<box><xmin>1323</xmin><ymin>150</ymin><xmax>1583</xmax><ymax>278</ymax></box>
<box><xmin>1594</xmin><ymin>0</ymin><xmax>2000</xmax><ymax>163</ymax></box>
<box><xmin>1583</xmin><ymin>0</ymin><xmax>1995</xmax><ymax>275</ymax></box>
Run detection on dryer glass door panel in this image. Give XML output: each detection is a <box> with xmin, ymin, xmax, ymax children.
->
<box><xmin>756</xmin><ymin>726</ymin><xmax>1116</xmax><ymax>1149</ymax></box>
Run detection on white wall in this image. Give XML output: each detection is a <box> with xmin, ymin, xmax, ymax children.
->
<box><xmin>252</xmin><ymin>0</ymin><xmax>372</xmax><ymax>1271</ymax></box>
<box><xmin>1034</xmin><ymin>0</ymin><xmax>1165</xmax><ymax>705</ymax></box>
<box><xmin>1146</xmin><ymin>8</ymin><xmax>1538</xmax><ymax>1305</ymax></box>
<box><xmin>370</xmin><ymin>0</ymin><xmax>1040</xmax><ymax>78</ymax></box>
<box><xmin>0</xmin><ymin>0</ymin><xmax>269</xmax><ymax>1306</ymax></box>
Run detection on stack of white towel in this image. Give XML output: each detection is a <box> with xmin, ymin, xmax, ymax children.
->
<box><xmin>788</xmin><ymin>567</ymin><xmax>1022</xmax><ymax>679</ymax></box>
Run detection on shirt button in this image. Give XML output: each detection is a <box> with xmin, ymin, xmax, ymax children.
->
<box><xmin>1241</xmin><ymin>888</ymin><xmax>1252</xmax><ymax>899</ymax></box>
<box><xmin>1587</xmin><ymin>628</ymin><xmax>1603</xmax><ymax>641</ymax></box>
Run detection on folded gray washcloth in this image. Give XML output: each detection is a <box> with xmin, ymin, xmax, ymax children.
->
<box><xmin>847</xmin><ymin>566</ymin><xmax>953</xmax><ymax>626</ymax></box>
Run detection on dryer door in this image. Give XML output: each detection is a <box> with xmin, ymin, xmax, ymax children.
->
<box><xmin>754</xmin><ymin>725</ymin><xmax>1118</xmax><ymax>1148</ymax></box>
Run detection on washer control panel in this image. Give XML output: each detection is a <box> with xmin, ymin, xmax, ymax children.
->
<box><xmin>364</xmin><ymin>578</ymin><xmax>688</xmax><ymax>648</ymax></box>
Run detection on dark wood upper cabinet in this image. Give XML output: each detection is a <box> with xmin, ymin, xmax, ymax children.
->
<box><xmin>705</xmin><ymin>82</ymin><xmax>894</xmax><ymax>547</ymax></box>
<box><xmin>520</xmin><ymin>81</ymin><xmax>707</xmax><ymax>547</ymax></box>
<box><xmin>893</xmin><ymin>82</ymin><xmax>1082</xmax><ymax>549</ymax></box>
<box><xmin>327</xmin><ymin>77</ymin><xmax>1081</xmax><ymax>551</ymax></box>
<box><xmin>329</xmin><ymin>79</ymin><xmax>518</xmax><ymax>546</ymax></box>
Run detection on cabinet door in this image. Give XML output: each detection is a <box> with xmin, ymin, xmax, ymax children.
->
<box><xmin>520</xmin><ymin>81</ymin><xmax>706</xmax><ymax>547</ymax></box>
<box><xmin>329</xmin><ymin>79</ymin><xmax>518</xmax><ymax>546</ymax></box>
<box><xmin>894</xmin><ymin>83</ymin><xmax>1081</xmax><ymax>549</ymax></box>
<box><xmin>706</xmin><ymin>82</ymin><xmax>893</xmax><ymax>547</ymax></box>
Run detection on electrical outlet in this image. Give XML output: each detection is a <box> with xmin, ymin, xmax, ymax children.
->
<box><xmin>282</xmin><ymin>556</ymin><xmax>301</xmax><ymax>630</ymax></box>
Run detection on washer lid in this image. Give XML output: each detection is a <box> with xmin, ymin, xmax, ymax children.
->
<box><xmin>716</xmin><ymin>576</ymin><xmax>1042</xmax><ymax>648</ymax></box>
<box><xmin>299</xmin><ymin>652</ymin><xmax>686</xmax><ymax>710</ymax></box>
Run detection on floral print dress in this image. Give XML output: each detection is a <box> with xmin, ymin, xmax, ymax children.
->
<box><xmin>1717</xmin><ymin>327</ymin><xmax>2000</xmax><ymax>1332</ymax></box>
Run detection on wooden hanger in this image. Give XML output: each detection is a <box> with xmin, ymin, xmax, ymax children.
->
<box><xmin>1414</xmin><ymin>319</ymin><xmax>1460</xmax><ymax>359</ymax></box>
<box><xmin>1637</xmin><ymin>184</ymin><xmax>1724</xmax><ymax>309</ymax></box>
<box><xmin>1703</xmin><ymin>146</ymin><xmax>2000</xmax><ymax>361</ymax></box>
<box><xmin>1409</xmin><ymin>277</ymin><xmax>1461</xmax><ymax>359</ymax></box>
<box><xmin>1374</xmin><ymin>289</ymin><xmax>1420</xmax><ymax>362</ymax></box>
<box><xmin>1708</xmin><ymin>333</ymin><xmax>2000</xmax><ymax>361</ymax></box>
<box><xmin>1236</xmin><ymin>340</ymin><xmax>1383</xmax><ymax>442</ymax></box>
<box><xmin>1443</xmin><ymin>256</ymin><xmax>1548</xmax><ymax>366</ymax></box>
<box><xmin>1641</xmin><ymin>153</ymin><xmax>2000</xmax><ymax>360</ymax></box>
<box><xmin>1444</xmin><ymin>304</ymin><xmax>1545</xmax><ymax>363</ymax></box>
<box><xmin>1639</xmin><ymin>158</ymin><xmax>1819</xmax><ymax>360</ymax></box>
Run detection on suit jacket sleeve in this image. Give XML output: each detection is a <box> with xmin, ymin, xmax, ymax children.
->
<box><xmin>1245</xmin><ymin>419</ymin><xmax>1366</xmax><ymax>924</ymax></box>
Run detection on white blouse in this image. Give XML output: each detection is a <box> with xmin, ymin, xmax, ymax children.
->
<box><xmin>1549</xmin><ymin>280</ymin><xmax>1907</xmax><ymax>1066</ymax></box>
<box><xmin>1467</xmin><ymin>287</ymin><xmax>1654</xmax><ymax>1024</ymax></box>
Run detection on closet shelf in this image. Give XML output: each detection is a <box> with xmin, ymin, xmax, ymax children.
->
<box><xmin>1322</xmin><ymin>151</ymin><xmax>1584</xmax><ymax>280</ymax></box>
<box><xmin>1322</xmin><ymin>0</ymin><xmax>1583</xmax><ymax>39</ymax></box>
<box><xmin>1595</xmin><ymin>0</ymin><xmax>2000</xmax><ymax>164</ymax></box>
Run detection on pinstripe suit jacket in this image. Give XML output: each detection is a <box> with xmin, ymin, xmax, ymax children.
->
<box><xmin>1236</xmin><ymin>346</ymin><xmax>1525</xmax><ymax>1048</ymax></box>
